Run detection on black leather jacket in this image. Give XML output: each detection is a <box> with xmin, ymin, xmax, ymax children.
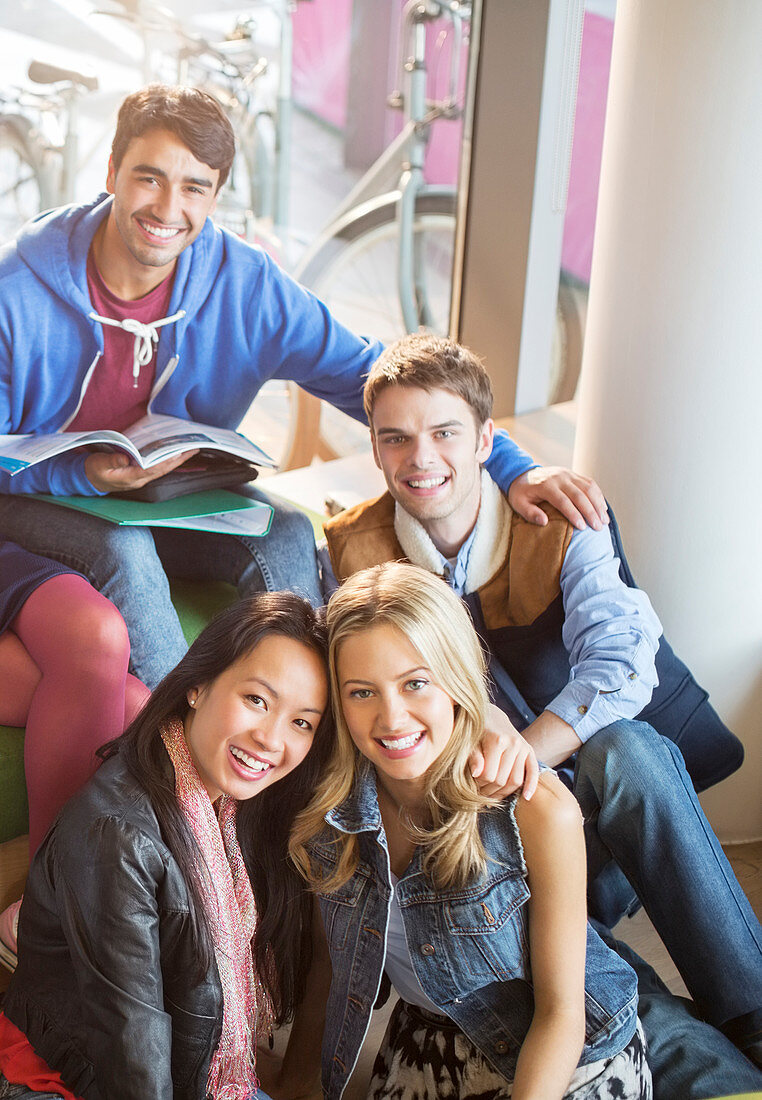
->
<box><xmin>4</xmin><ymin>754</ymin><xmax>222</xmax><ymax>1100</ymax></box>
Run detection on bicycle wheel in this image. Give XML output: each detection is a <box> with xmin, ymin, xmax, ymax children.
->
<box><xmin>0</xmin><ymin>118</ymin><xmax>49</xmax><ymax>244</ymax></box>
<box><xmin>268</xmin><ymin>191</ymin><xmax>586</xmax><ymax>470</ymax></box>
<box><xmin>284</xmin><ymin>192</ymin><xmax>457</xmax><ymax>466</ymax></box>
<box><xmin>300</xmin><ymin>191</ymin><xmax>456</xmax><ymax>346</ymax></box>
<box><xmin>550</xmin><ymin>273</ymin><xmax>587</xmax><ymax>404</ymax></box>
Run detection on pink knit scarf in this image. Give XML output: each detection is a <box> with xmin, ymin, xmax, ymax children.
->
<box><xmin>161</xmin><ymin>717</ymin><xmax>273</xmax><ymax>1099</ymax></box>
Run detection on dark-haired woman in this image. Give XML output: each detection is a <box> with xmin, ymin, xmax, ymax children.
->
<box><xmin>0</xmin><ymin>540</ymin><xmax>149</xmax><ymax>972</ymax></box>
<box><xmin>0</xmin><ymin>590</ymin><xmax>332</xmax><ymax>1100</ymax></box>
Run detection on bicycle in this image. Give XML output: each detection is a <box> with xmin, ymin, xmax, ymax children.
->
<box><xmin>280</xmin><ymin>0</ymin><xmax>585</xmax><ymax>470</ymax></box>
<box><xmin>0</xmin><ymin>61</ymin><xmax>100</xmax><ymax>242</ymax></box>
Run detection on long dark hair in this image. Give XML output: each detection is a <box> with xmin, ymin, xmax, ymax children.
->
<box><xmin>99</xmin><ymin>591</ymin><xmax>332</xmax><ymax>1025</ymax></box>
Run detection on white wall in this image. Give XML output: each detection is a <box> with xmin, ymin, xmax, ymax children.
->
<box><xmin>574</xmin><ymin>1</ymin><xmax>762</xmax><ymax>840</ymax></box>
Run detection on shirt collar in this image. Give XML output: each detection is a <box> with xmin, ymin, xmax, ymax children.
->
<box><xmin>435</xmin><ymin>523</ymin><xmax>478</xmax><ymax>596</ymax></box>
<box><xmin>324</xmin><ymin>761</ymin><xmax>384</xmax><ymax>834</ymax></box>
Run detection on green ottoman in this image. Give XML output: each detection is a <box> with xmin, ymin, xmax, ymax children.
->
<box><xmin>0</xmin><ymin>725</ymin><xmax>26</xmax><ymax>847</ymax></box>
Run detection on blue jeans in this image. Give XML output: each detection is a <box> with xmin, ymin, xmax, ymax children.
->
<box><xmin>0</xmin><ymin>1079</ymin><xmax>63</xmax><ymax>1099</ymax></box>
<box><xmin>589</xmin><ymin>924</ymin><xmax>762</xmax><ymax>1099</ymax></box>
<box><xmin>0</xmin><ymin>489</ymin><xmax>321</xmax><ymax>688</ymax></box>
<box><xmin>575</xmin><ymin>721</ymin><xmax>762</xmax><ymax>1047</ymax></box>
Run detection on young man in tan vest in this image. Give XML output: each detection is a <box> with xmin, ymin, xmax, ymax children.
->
<box><xmin>322</xmin><ymin>333</ymin><xmax>762</xmax><ymax>1088</ymax></box>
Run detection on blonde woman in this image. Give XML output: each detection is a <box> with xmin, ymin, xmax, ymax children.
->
<box><xmin>290</xmin><ymin>562</ymin><xmax>651</xmax><ymax>1100</ymax></box>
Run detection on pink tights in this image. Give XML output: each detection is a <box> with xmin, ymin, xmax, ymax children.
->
<box><xmin>0</xmin><ymin>574</ymin><xmax>149</xmax><ymax>855</ymax></box>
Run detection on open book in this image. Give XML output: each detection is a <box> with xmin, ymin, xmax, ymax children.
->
<box><xmin>0</xmin><ymin>413</ymin><xmax>276</xmax><ymax>476</ymax></box>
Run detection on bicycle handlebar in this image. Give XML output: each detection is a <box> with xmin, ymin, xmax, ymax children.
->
<box><xmin>390</xmin><ymin>0</ymin><xmax>470</xmax><ymax>123</ymax></box>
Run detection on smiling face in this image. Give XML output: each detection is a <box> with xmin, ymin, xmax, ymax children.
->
<box><xmin>370</xmin><ymin>385</ymin><xmax>494</xmax><ymax>557</ymax></box>
<box><xmin>104</xmin><ymin>127</ymin><xmax>219</xmax><ymax>290</ymax></box>
<box><xmin>183</xmin><ymin>634</ymin><xmax>328</xmax><ymax>804</ymax></box>
<box><xmin>336</xmin><ymin>622</ymin><xmax>455</xmax><ymax>797</ymax></box>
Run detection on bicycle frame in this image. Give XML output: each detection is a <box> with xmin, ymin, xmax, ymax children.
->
<box><xmin>294</xmin><ymin>0</ymin><xmax>469</xmax><ymax>332</ymax></box>
<box><xmin>55</xmin><ymin>86</ymin><xmax>80</xmax><ymax>204</ymax></box>
<box><xmin>273</xmin><ymin>0</ymin><xmax>295</xmax><ymax>231</ymax></box>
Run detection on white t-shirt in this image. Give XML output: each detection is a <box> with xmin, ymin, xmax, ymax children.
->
<box><xmin>384</xmin><ymin>874</ymin><xmax>441</xmax><ymax>1012</ymax></box>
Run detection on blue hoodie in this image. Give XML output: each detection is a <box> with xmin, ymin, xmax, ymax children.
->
<box><xmin>0</xmin><ymin>194</ymin><xmax>533</xmax><ymax>496</ymax></box>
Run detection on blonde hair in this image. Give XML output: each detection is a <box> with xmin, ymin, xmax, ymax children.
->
<box><xmin>289</xmin><ymin>562</ymin><xmax>500</xmax><ymax>892</ymax></box>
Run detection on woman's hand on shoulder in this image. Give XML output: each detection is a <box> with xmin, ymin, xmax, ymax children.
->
<box><xmin>469</xmin><ymin>703</ymin><xmax>540</xmax><ymax>800</ymax></box>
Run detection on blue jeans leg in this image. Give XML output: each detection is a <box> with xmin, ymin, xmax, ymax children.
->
<box><xmin>587</xmin><ymin>857</ymin><xmax>642</xmax><ymax>928</ymax></box>
<box><xmin>152</xmin><ymin>485</ymin><xmax>322</xmax><ymax>607</ymax></box>
<box><xmin>590</xmin><ymin>923</ymin><xmax>762</xmax><ymax>1100</ymax></box>
<box><xmin>574</xmin><ymin>720</ymin><xmax>762</xmax><ymax>1036</ymax></box>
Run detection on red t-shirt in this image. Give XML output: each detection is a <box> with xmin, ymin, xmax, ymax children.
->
<box><xmin>68</xmin><ymin>252</ymin><xmax>175</xmax><ymax>432</ymax></box>
<box><xmin>0</xmin><ymin>1012</ymin><xmax>81</xmax><ymax>1099</ymax></box>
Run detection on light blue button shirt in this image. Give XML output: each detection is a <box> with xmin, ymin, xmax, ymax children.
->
<box><xmin>437</xmin><ymin>523</ymin><xmax>478</xmax><ymax>595</ymax></box>
<box><xmin>434</xmin><ymin>522</ymin><xmax>662</xmax><ymax>742</ymax></box>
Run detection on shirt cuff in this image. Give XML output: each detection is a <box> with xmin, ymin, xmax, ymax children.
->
<box><xmin>547</xmin><ymin>670</ymin><xmax>648</xmax><ymax>743</ymax></box>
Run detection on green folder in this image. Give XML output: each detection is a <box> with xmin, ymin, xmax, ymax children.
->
<box><xmin>30</xmin><ymin>490</ymin><xmax>273</xmax><ymax>536</ymax></box>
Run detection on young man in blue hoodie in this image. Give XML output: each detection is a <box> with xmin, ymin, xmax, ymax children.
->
<box><xmin>0</xmin><ymin>84</ymin><xmax>608</xmax><ymax>688</ymax></box>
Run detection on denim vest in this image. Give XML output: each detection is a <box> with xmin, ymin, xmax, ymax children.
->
<box><xmin>312</xmin><ymin>767</ymin><xmax>638</xmax><ymax>1100</ymax></box>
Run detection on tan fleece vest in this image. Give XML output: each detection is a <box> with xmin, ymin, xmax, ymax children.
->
<box><xmin>324</xmin><ymin>492</ymin><xmax>573</xmax><ymax>630</ymax></box>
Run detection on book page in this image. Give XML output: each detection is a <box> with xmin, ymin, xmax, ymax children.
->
<box><xmin>0</xmin><ymin>415</ymin><xmax>274</xmax><ymax>476</ymax></box>
<box><xmin>0</xmin><ymin>429</ymin><xmax>141</xmax><ymax>473</ymax></box>
<box><xmin>125</xmin><ymin>414</ymin><xmax>275</xmax><ymax>469</ymax></box>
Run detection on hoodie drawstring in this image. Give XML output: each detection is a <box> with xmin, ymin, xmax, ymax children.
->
<box><xmin>89</xmin><ymin>310</ymin><xmax>186</xmax><ymax>388</ymax></box>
